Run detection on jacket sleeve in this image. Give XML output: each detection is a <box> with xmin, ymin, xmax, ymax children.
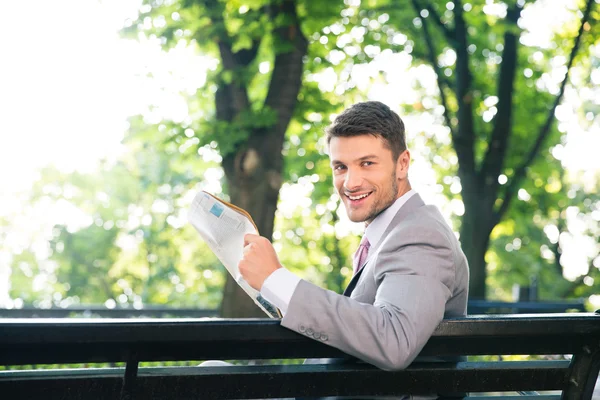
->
<box><xmin>280</xmin><ymin>224</ymin><xmax>456</xmax><ymax>370</ymax></box>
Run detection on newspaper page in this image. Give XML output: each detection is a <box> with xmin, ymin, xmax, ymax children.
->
<box><xmin>188</xmin><ymin>191</ymin><xmax>281</xmax><ymax>318</ymax></box>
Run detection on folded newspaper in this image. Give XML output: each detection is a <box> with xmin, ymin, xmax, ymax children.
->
<box><xmin>188</xmin><ymin>191</ymin><xmax>282</xmax><ymax>318</ymax></box>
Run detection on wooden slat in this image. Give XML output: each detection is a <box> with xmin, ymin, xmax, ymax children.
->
<box><xmin>458</xmin><ymin>397</ymin><xmax>560</xmax><ymax>400</ymax></box>
<box><xmin>0</xmin><ymin>361</ymin><xmax>570</xmax><ymax>399</ymax></box>
<box><xmin>0</xmin><ymin>314</ymin><xmax>598</xmax><ymax>365</ymax></box>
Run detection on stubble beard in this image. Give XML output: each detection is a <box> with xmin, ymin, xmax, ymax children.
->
<box><xmin>345</xmin><ymin>171</ymin><xmax>399</xmax><ymax>224</ymax></box>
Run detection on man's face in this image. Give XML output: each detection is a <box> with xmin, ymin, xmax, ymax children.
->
<box><xmin>329</xmin><ymin>135</ymin><xmax>408</xmax><ymax>225</ymax></box>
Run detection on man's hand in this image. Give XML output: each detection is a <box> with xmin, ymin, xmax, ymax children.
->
<box><xmin>238</xmin><ymin>234</ymin><xmax>283</xmax><ymax>290</ymax></box>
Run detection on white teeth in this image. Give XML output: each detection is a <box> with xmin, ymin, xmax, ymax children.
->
<box><xmin>348</xmin><ymin>193</ymin><xmax>370</xmax><ymax>200</ymax></box>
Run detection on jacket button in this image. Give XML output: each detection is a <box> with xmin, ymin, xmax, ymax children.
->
<box><xmin>313</xmin><ymin>332</ymin><xmax>321</xmax><ymax>340</ymax></box>
<box><xmin>299</xmin><ymin>325</ymin><xmax>306</xmax><ymax>333</ymax></box>
<box><xmin>306</xmin><ymin>328</ymin><xmax>314</xmax><ymax>335</ymax></box>
<box><xmin>320</xmin><ymin>334</ymin><xmax>328</xmax><ymax>341</ymax></box>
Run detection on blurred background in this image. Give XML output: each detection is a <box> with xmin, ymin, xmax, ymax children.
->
<box><xmin>0</xmin><ymin>0</ymin><xmax>598</xmax><ymax>318</ymax></box>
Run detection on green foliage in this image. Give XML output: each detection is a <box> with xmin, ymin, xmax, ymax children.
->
<box><xmin>488</xmin><ymin>164</ymin><xmax>600</xmax><ymax>305</ymax></box>
<box><xmin>8</xmin><ymin>125</ymin><xmax>228</xmax><ymax>309</ymax></box>
<box><xmin>357</xmin><ymin>0</ymin><xmax>600</xmax><ymax>300</ymax></box>
<box><xmin>3</xmin><ymin>0</ymin><xmax>598</xmax><ymax>314</ymax></box>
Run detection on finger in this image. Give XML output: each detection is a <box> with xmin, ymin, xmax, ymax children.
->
<box><xmin>238</xmin><ymin>260</ymin><xmax>248</xmax><ymax>275</ymax></box>
<box><xmin>242</xmin><ymin>243</ymin><xmax>252</xmax><ymax>256</ymax></box>
<box><xmin>244</xmin><ymin>233</ymin><xmax>260</xmax><ymax>246</ymax></box>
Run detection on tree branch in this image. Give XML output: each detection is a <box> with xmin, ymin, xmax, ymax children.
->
<box><xmin>438</xmin><ymin>72</ymin><xmax>455</xmax><ymax>91</ymax></box>
<box><xmin>492</xmin><ymin>0</ymin><xmax>595</xmax><ymax>224</ymax></box>
<box><xmin>263</xmin><ymin>0</ymin><xmax>308</xmax><ymax>166</ymax></box>
<box><xmin>215</xmin><ymin>43</ymin><xmax>251</xmax><ymax>122</ymax></box>
<box><xmin>410</xmin><ymin>0</ymin><xmax>456</xmax><ymax>139</ymax></box>
<box><xmin>452</xmin><ymin>0</ymin><xmax>477</xmax><ymax>186</ymax></box>
<box><xmin>550</xmin><ymin>219</ymin><xmax>565</xmax><ymax>276</ymax></box>
<box><xmin>233</xmin><ymin>42</ymin><xmax>261</xmax><ymax>67</ymax></box>
<box><xmin>232</xmin><ymin>6</ymin><xmax>269</xmax><ymax>67</ymax></box>
<box><xmin>208</xmin><ymin>1</ymin><xmax>258</xmax><ymax>122</ymax></box>
<box><xmin>409</xmin><ymin>47</ymin><xmax>456</xmax><ymax>89</ymax></box>
<box><xmin>422</xmin><ymin>0</ymin><xmax>455</xmax><ymax>43</ymax></box>
<box><xmin>550</xmin><ymin>169</ymin><xmax>568</xmax><ymax>276</ymax></box>
<box><xmin>479</xmin><ymin>5</ymin><xmax>522</xmax><ymax>205</ymax></box>
<box><xmin>217</xmin><ymin>40</ymin><xmax>236</xmax><ymax>70</ymax></box>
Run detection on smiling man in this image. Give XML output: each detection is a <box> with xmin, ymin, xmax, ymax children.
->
<box><xmin>240</xmin><ymin>101</ymin><xmax>469</xmax><ymax>384</ymax></box>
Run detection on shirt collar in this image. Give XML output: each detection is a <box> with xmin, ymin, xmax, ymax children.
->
<box><xmin>364</xmin><ymin>189</ymin><xmax>416</xmax><ymax>248</ymax></box>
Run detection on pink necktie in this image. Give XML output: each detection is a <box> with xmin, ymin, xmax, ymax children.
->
<box><xmin>353</xmin><ymin>236</ymin><xmax>370</xmax><ymax>275</ymax></box>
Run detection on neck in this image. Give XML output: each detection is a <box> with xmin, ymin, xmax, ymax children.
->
<box><xmin>395</xmin><ymin>180</ymin><xmax>412</xmax><ymax>200</ymax></box>
<box><xmin>365</xmin><ymin>183</ymin><xmax>413</xmax><ymax>228</ymax></box>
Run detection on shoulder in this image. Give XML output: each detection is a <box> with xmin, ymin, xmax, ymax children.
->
<box><xmin>388</xmin><ymin>204</ymin><xmax>456</xmax><ymax>248</ymax></box>
<box><xmin>373</xmin><ymin>204</ymin><xmax>459</xmax><ymax>290</ymax></box>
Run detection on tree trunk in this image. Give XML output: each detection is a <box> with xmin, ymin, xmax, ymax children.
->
<box><xmin>215</xmin><ymin>0</ymin><xmax>307</xmax><ymax>317</ymax></box>
<box><xmin>460</xmin><ymin>200</ymin><xmax>493</xmax><ymax>300</ymax></box>
<box><xmin>219</xmin><ymin>136</ymin><xmax>284</xmax><ymax>318</ymax></box>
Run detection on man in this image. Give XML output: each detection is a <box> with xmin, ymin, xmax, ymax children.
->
<box><xmin>239</xmin><ymin>101</ymin><xmax>469</xmax><ymax>390</ymax></box>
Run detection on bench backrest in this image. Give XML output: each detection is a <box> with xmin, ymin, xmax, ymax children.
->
<box><xmin>0</xmin><ymin>300</ymin><xmax>587</xmax><ymax>318</ymax></box>
<box><xmin>0</xmin><ymin>313</ymin><xmax>599</xmax><ymax>399</ymax></box>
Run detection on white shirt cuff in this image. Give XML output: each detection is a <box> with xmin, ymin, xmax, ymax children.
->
<box><xmin>260</xmin><ymin>268</ymin><xmax>301</xmax><ymax>316</ymax></box>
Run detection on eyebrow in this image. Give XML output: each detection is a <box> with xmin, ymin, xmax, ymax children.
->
<box><xmin>330</xmin><ymin>154</ymin><xmax>379</xmax><ymax>166</ymax></box>
<box><xmin>357</xmin><ymin>154</ymin><xmax>379</xmax><ymax>162</ymax></box>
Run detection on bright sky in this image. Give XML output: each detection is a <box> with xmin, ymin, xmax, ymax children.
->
<box><xmin>0</xmin><ymin>0</ymin><xmax>598</xmax><ymax>307</ymax></box>
<box><xmin>0</xmin><ymin>0</ymin><xmax>211</xmax><ymax>192</ymax></box>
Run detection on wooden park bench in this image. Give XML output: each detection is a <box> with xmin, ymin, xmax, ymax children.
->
<box><xmin>0</xmin><ymin>312</ymin><xmax>599</xmax><ymax>399</ymax></box>
<box><xmin>0</xmin><ymin>299</ymin><xmax>586</xmax><ymax>318</ymax></box>
<box><xmin>466</xmin><ymin>299</ymin><xmax>587</xmax><ymax>314</ymax></box>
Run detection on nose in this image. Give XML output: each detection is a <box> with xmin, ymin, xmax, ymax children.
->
<box><xmin>344</xmin><ymin>167</ymin><xmax>363</xmax><ymax>191</ymax></box>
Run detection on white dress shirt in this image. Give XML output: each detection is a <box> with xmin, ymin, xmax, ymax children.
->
<box><xmin>260</xmin><ymin>189</ymin><xmax>416</xmax><ymax>315</ymax></box>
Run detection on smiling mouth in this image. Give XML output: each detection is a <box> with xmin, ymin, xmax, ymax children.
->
<box><xmin>346</xmin><ymin>191</ymin><xmax>373</xmax><ymax>201</ymax></box>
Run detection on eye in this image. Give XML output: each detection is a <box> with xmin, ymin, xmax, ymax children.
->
<box><xmin>333</xmin><ymin>164</ymin><xmax>346</xmax><ymax>172</ymax></box>
<box><xmin>362</xmin><ymin>161</ymin><xmax>374</xmax><ymax>167</ymax></box>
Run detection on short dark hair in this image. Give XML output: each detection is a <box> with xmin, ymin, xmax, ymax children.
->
<box><xmin>326</xmin><ymin>101</ymin><xmax>406</xmax><ymax>160</ymax></box>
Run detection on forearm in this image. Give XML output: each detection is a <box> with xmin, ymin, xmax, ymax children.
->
<box><xmin>281</xmin><ymin>277</ymin><xmax>449</xmax><ymax>371</ymax></box>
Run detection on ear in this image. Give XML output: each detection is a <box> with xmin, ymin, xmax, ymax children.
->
<box><xmin>395</xmin><ymin>150</ymin><xmax>410</xmax><ymax>180</ymax></box>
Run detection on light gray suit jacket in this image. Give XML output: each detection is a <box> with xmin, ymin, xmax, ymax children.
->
<box><xmin>281</xmin><ymin>194</ymin><xmax>469</xmax><ymax>398</ymax></box>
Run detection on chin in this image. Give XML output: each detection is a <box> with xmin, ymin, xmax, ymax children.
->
<box><xmin>347</xmin><ymin>213</ymin><xmax>368</xmax><ymax>223</ymax></box>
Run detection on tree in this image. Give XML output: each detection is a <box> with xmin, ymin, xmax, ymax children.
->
<box><xmin>379</xmin><ymin>0</ymin><xmax>599</xmax><ymax>298</ymax></box>
<box><xmin>125</xmin><ymin>0</ymin><xmax>345</xmax><ymax>316</ymax></box>
<box><xmin>19</xmin><ymin>139</ymin><xmax>227</xmax><ymax>310</ymax></box>
<box><xmin>8</xmin><ymin>0</ymin><xmax>598</xmax><ymax>312</ymax></box>
<box><xmin>488</xmin><ymin>163</ymin><xmax>600</xmax><ymax>303</ymax></box>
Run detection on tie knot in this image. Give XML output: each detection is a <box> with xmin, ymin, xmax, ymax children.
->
<box><xmin>359</xmin><ymin>235</ymin><xmax>370</xmax><ymax>249</ymax></box>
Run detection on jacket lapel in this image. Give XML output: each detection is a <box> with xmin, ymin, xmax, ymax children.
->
<box><xmin>342</xmin><ymin>193</ymin><xmax>425</xmax><ymax>297</ymax></box>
